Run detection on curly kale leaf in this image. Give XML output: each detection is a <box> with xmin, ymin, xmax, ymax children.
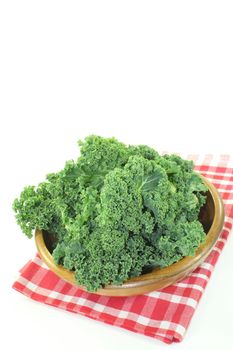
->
<box><xmin>13</xmin><ymin>135</ymin><xmax>208</xmax><ymax>292</ymax></box>
<box><xmin>13</xmin><ymin>184</ymin><xmax>55</xmax><ymax>238</ymax></box>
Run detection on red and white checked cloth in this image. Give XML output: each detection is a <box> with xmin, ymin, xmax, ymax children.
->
<box><xmin>12</xmin><ymin>155</ymin><xmax>233</xmax><ymax>344</ymax></box>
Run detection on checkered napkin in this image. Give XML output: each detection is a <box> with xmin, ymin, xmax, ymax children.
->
<box><xmin>12</xmin><ymin>155</ymin><xmax>233</xmax><ymax>344</ymax></box>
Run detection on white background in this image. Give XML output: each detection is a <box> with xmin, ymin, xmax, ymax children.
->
<box><xmin>0</xmin><ymin>1</ymin><xmax>233</xmax><ymax>349</ymax></box>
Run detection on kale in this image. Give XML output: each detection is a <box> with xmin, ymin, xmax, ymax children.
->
<box><xmin>13</xmin><ymin>135</ymin><xmax>208</xmax><ymax>292</ymax></box>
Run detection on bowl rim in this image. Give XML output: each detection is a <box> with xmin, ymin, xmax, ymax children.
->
<box><xmin>35</xmin><ymin>175</ymin><xmax>225</xmax><ymax>294</ymax></box>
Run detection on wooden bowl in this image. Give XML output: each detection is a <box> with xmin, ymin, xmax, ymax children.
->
<box><xmin>35</xmin><ymin>176</ymin><xmax>225</xmax><ymax>296</ymax></box>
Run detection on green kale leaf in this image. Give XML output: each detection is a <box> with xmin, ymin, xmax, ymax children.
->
<box><xmin>13</xmin><ymin>135</ymin><xmax>208</xmax><ymax>292</ymax></box>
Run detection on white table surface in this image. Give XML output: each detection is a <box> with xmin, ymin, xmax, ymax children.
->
<box><xmin>1</xmin><ymin>1</ymin><xmax>233</xmax><ymax>349</ymax></box>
